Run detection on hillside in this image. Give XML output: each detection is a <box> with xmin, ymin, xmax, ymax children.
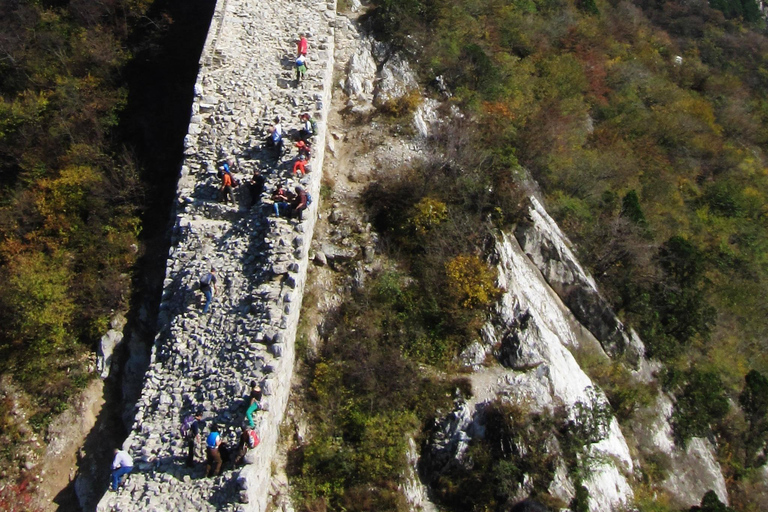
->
<box><xmin>2</xmin><ymin>0</ymin><xmax>768</xmax><ymax>510</ymax></box>
<box><xmin>287</xmin><ymin>0</ymin><xmax>768</xmax><ymax>510</ymax></box>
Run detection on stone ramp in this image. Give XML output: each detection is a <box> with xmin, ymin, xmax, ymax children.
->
<box><xmin>97</xmin><ymin>0</ymin><xmax>336</xmax><ymax>509</ymax></box>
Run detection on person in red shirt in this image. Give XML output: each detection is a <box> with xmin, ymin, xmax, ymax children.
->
<box><xmin>297</xmin><ymin>34</ymin><xmax>308</xmax><ymax>57</ymax></box>
<box><xmin>293</xmin><ymin>155</ymin><xmax>307</xmax><ymax>176</ymax></box>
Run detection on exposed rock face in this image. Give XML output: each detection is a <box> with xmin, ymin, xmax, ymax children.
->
<box><xmin>491</xmin><ymin>232</ymin><xmax>635</xmax><ymax>511</ymax></box>
<box><xmin>340</xmin><ymin>33</ymin><xmax>418</xmax><ymax>115</ymax></box>
<box><xmin>514</xmin><ymin>197</ymin><xmax>645</xmax><ymax>366</ymax></box>
<box><xmin>632</xmin><ymin>394</ymin><xmax>728</xmax><ymax>506</ymax></box>
<box><xmin>432</xmin><ymin>197</ymin><xmax>730</xmax><ymax>509</ymax></box>
<box><xmin>513</xmin><ymin>196</ymin><xmax>728</xmax><ymax>507</ymax></box>
<box><xmin>96</xmin><ymin>0</ymin><xmax>336</xmax><ymax>509</ymax></box>
<box><xmin>428</xmin><ymin>231</ymin><xmax>634</xmax><ymax>512</ymax></box>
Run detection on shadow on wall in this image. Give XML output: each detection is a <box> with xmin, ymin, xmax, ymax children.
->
<box><xmin>52</xmin><ymin>1</ymin><xmax>217</xmax><ymax>510</ymax></box>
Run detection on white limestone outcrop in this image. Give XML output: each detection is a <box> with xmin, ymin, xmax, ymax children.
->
<box><xmin>515</xmin><ymin>198</ymin><xmax>728</xmax><ymax>507</ymax></box>
<box><xmin>96</xmin><ymin>0</ymin><xmax>336</xmax><ymax>509</ymax></box>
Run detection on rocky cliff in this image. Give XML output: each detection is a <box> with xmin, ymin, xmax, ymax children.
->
<box><xmin>424</xmin><ymin>197</ymin><xmax>728</xmax><ymax>510</ymax></box>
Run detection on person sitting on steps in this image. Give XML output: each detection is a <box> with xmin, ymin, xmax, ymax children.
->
<box><xmin>288</xmin><ymin>185</ymin><xmax>309</xmax><ymax>220</ymax></box>
<box><xmin>245</xmin><ymin>381</ymin><xmax>263</xmax><ymax>427</ymax></box>
<box><xmin>272</xmin><ymin>184</ymin><xmax>295</xmax><ymax>217</ymax></box>
<box><xmin>234</xmin><ymin>425</ymin><xmax>260</xmax><ymax>466</ymax></box>
<box><xmin>298</xmin><ymin>113</ymin><xmax>315</xmax><ymax>143</ymax></box>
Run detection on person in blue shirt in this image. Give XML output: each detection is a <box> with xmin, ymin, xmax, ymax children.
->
<box><xmin>205</xmin><ymin>426</ymin><xmax>223</xmax><ymax>477</ymax></box>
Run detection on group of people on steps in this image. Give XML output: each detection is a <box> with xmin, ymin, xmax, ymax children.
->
<box><xmin>181</xmin><ymin>380</ymin><xmax>263</xmax><ymax>478</ymax></box>
<box><xmin>220</xmin><ymin>109</ymin><xmax>316</xmax><ymax>217</ymax></box>
<box><xmin>108</xmin><ymin>33</ymin><xmax>316</xmax><ymax>494</ymax></box>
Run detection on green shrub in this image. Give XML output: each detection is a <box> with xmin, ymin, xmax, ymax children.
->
<box><xmin>671</xmin><ymin>369</ymin><xmax>730</xmax><ymax>444</ymax></box>
<box><xmin>689</xmin><ymin>490</ymin><xmax>735</xmax><ymax>512</ymax></box>
<box><xmin>738</xmin><ymin>370</ymin><xmax>768</xmax><ymax>467</ymax></box>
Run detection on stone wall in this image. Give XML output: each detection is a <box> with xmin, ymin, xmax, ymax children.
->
<box><xmin>97</xmin><ymin>0</ymin><xmax>336</xmax><ymax>509</ymax></box>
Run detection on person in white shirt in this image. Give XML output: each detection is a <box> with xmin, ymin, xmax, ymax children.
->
<box><xmin>110</xmin><ymin>448</ymin><xmax>134</xmax><ymax>491</ymax></box>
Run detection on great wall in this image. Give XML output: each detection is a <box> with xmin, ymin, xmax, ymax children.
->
<box><xmin>97</xmin><ymin>0</ymin><xmax>337</xmax><ymax>509</ymax></box>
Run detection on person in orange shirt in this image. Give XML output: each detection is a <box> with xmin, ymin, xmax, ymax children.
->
<box><xmin>293</xmin><ymin>155</ymin><xmax>307</xmax><ymax>176</ymax></box>
<box><xmin>219</xmin><ymin>170</ymin><xmax>237</xmax><ymax>204</ymax></box>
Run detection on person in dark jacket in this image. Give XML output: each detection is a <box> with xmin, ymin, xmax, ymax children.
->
<box><xmin>248</xmin><ymin>170</ymin><xmax>266</xmax><ymax>208</ymax></box>
<box><xmin>185</xmin><ymin>409</ymin><xmax>205</xmax><ymax>467</ymax></box>
<box><xmin>200</xmin><ymin>267</ymin><xmax>217</xmax><ymax>314</ymax></box>
<box><xmin>288</xmin><ymin>186</ymin><xmax>308</xmax><ymax>220</ymax></box>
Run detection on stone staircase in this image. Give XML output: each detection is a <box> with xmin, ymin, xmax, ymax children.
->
<box><xmin>97</xmin><ymin>0</ymin><xmax>336</xmax><ymax>509</ymax></box>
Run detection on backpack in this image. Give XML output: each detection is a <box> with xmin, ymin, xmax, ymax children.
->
<box><xmin>180</xmin><ymin>415</ymin><xmax>196</xmax><ymax>439</ymax></box>
<box><xmin>306</xmin><ymin>193</ymin><xmax>312</xmax><ymax>206</ymax></box>
<box><xmin>247</xmin><ymin>430</ymin><xmax>260</xmax><ymax>449</ymax></box>
<box><xmin>217</xmin><ymin>162</ymin><xmax>231</xmax><ymax>180</ymax></box>
<box><xmin>310</xmin><ymin>118</ymin><xmax>318</xmax><ymax>135</ymax></box>
<box><xmin>200</xmin><ymin>273</ymin><xmax>212</xmax><ymax>287</ymax></box>
<box><xmin>206</xmin><ymin>431</ymin><xmax>220</xmax><ymax>449</ymax></box>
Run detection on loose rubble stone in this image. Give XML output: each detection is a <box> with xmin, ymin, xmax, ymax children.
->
<box><xmin>96</xmin><ymin>0</ymin><xmax>336</xmax><ymax>510</ymax></box>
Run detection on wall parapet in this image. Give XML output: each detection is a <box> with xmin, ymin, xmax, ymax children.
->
<box><xmin>98</xmin><ymin>0</ymin><xmax>336</xmax><ymax>509</ymax></box>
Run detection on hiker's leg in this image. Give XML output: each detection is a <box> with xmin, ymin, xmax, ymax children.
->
<box><xmin>111</xmin><ymin>467</ymin><xmax>130</xmax><ymax>491</ymax></box>
<box><xmin>205</xmin><ymin>448</ymin><xmax>214</xmax><ymax>477</ymax></box>
<box><xmin>203</xmin><ymin>288</ymin><xmax>213</xmax><ymax>313</ymax></box>
<box><xmin>246</xmin><ymin>402</ymin><xmax>259</xmax><ymax>427</ymax></box>
<box><xmin>186</xmin><ymin>439</ymin><xmax>195</xmax><ymax>467</ymax></box>
<box><xmin>212</xmin><ymin>449</ymin><xmax>222</xmax><ymax>476</ymax></box>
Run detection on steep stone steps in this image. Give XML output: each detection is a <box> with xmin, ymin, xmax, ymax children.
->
<box><xmin>97</xmin><ymin>0</ymin><xmax>336</xmax><ymax>510</ymax></box>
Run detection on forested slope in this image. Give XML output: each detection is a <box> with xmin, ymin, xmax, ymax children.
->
<box><xmin>289</xmin><ymin>0</ymin><xmax>768</xmax><ymax>510</ymax></box>
<box><xmin>0</xmin><ymin>0</ymin><xmax>212</xmax><ymax>505</ymax></box>
<box><xmin>365</xmin><ymin>0</ymin><xmax>768</xmax><ymax>506</ymax></box>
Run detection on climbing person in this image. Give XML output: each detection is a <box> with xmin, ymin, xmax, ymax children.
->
<box><xmin>234</xmin><ymin>425</ymin><xmax>260</xmax><ymax>466</ymax></box>
<box><xmin>181</xmin><ymin>409</ymin><xmax>205</xmax><ymax>467</ymax></box>
<box><xmin>205</xmin><ymin>426</ymin><xmax>223</xmax><ymax>477</ymax></box>
<box><xmin>289</xmin><ymin>185</ymin><xmax>309</xmax><ymax>220</ymax></box>
<box><xmin>298</xmin><ymin>113</ymin><xmax>316</xmax><ymax>142</ymax></box>
<box><xmin>248</xmin><ymin>170</ymin><xmax>266</xmax><ymax>208</ymax></box>
<box><xmin>110</xmin><ymin>448</ymin><xmax>134</xmax><ymax>491</ymax></box>
<box><xmin>272</xmin><ymin>184</ymin><xmax>295</xmax><ymax>217</ymax></box>
<box><xmin>219</xmin><ymin>167</ymin><xmax>237</xmax><ymax>205</ymax></box>
<box><xmin>296</xmin><ymin>54</ymin><xmax>307</xmax><ymax>82</ymax></box>
<box><xmin>199</xmin><ymin>267</ymin><xmax>217</xmax><ymax>314</ymax></box>
<box><xmin>297</xmin><ymin>33</ymin><xmax>308</xmax><ymax>57</ymax></box>
<box><xmin>245</xmin><ymin>381</ymin><xmax>263</xmax><ymax>427</ymax></box>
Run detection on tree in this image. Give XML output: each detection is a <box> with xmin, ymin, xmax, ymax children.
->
<box><xmin>689</xmin><ymin>490</ymin><xmax>734</xmax><ymax>512</ymax></box>
<box><xmin>738</xmin><ymin>370</ymin><xmax>768</xmax><ymax>467</ymax></box>
<box><xmin>672</xmin><ymin>370</ymin><xmax>730</xmax><ymax>444</ymax></box>
<box><xmin>620</xmin><ymin>190</ymin><xmax>647</xmax><ymax>227</ymax></box>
